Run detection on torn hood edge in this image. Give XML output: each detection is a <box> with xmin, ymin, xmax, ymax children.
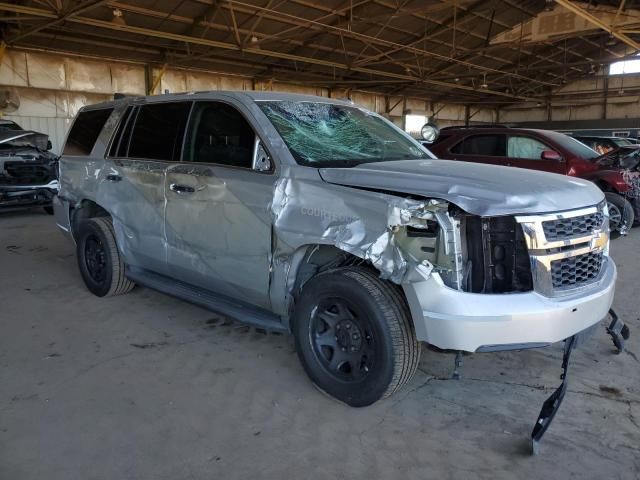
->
<box><xmin>318</xmin><ymin>159</ymin><xmax>605</xmax><ymax>217</ymax></box>
<box><xmin>0</xmin><ymin>130</ymin><xmax>50</xmax><ymax>151</ymax></box>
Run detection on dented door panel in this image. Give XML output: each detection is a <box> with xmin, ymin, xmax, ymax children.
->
<box><xmin>164</xmin><ymin>163</ymin><xmax>275</xmax><ymax>309</ymax></box>
<box><xmin>96</xmin><ymin>158</ymin><xmax>168</xmax><ymax>274</ymax></box>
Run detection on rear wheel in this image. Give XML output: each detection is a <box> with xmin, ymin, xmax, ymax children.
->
<box><xmin>605</xmin><ymin>192</ymin><xmax>634</xmax><ymax>239</ymax></box>
<box><xmin>293</xmin><ymin>267</ymin><xmax>420</xmax><ymax>407</ymax></box>
<box><xmin>76</xmin><ymin>217</ymin><xmax>135</xmax><ymax>297</ymax></box>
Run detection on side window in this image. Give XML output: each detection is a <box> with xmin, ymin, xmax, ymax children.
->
<box><xmin>183</xmin><ymin>101</ymin><xmax>255</xmax><ymax>168</ymax></box>
<box><xmin>108</xmin><ymin>106</ymin><xmax>135</xmax><ymax>157</ymax></box>
<box><xmin>63</xmin><ymin>108</ymin><xmax>114</xmax><ymax>156</ymax></box>
<box><xmin>128</xmin><ymin>102</ymin><xmax>191</xmax><ymax>161</ymax></box>
<box><xmin>450</xmin><ymin>134</ymin><xmax>505</xmax><ymax>156</ymax></box>
<box><xmin>507</xmin><ymin>136</ymin><xmax>549</xmax><ymax>160</ymax></box>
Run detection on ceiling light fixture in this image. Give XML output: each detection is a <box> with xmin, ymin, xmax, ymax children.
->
<box><xmin>112</xmin><ymin>8</ymin><xmax>126</xmax><ymax>26</ymax></box>
<box><xmin>480</xmin><ymin>73</ymin><xmax>488</xmax><ymax>89</ymax></box>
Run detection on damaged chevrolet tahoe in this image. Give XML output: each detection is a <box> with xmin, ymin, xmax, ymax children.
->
<box><xmin>55</xmin><ymin>92</ymin><xmax>621</xmax><ymax>450</ymax></box>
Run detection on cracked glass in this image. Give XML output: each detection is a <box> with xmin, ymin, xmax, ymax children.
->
<box><xmin>258</xmin><ymin>101</ymin><xmax>428</xmax><ymax>167</ymax></box>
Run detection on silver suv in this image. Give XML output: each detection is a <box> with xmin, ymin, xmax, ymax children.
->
<box><xmin>54</xmin><ymin>92</ymin><xmax>615</xmax><ymax>410</ymax></box>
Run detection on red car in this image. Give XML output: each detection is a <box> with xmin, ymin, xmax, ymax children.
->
<box><xmin>429</xmin><ymin>126</ymin><xmax>638</xmax><ymax>236</ymax></box>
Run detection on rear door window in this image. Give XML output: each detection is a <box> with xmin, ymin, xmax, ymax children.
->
<box><xmin>451</xmin><ymin>134</ymin><xmax>506</xmax><ymax>156</ymax></box>
<box><xmin>108</xmin><ymin>106</ymin><xmax>135</xmax><ymax>157</ymax></box>
<box><xmin>63</xmin><ymin>108</ymin><xmax>114</xmax><ymax>156</ymax></box>
<box><xmin>128</xmin><ymin>102</ymin><xmax>192</xmax><ymax>161</ymax></box>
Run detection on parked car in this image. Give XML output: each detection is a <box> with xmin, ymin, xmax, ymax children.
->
<box><xmin>54</xmin><ymin>93</ymin><xmax>617</xmax><ymax>450</ymax></box>
<box><xmin>571</xmin><ymin>135</ymin><xmax>632</xmax><ymax>155</ymax></box>
<box><xmin>429</xmin><ymin>126</ymin><xmax>637</xmax><ymax>236</ymax></box>
<box><xmin>592</xmin><ymin>144</ymin><xmax>640</xmax><ymax>222</ymax></box>
<box><xmin>0</xmin><ymin>122</ymin><xmax>58</xmax><ymax>213</ymax></box>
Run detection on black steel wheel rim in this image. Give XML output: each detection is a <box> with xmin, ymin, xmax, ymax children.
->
<box><xmin>608</xmin><ymin>202</ymin><xmax>622</xmax><ymax>231</ymax></box>
<box><xmin>84</xmin><ymin>234</ymin><xmax>107</xmax><ymax>283</ymax></box>
<box><xmin>309</xmin><ymin>297</ymin><xmax>376</xmax><ymax>382</ymax></box>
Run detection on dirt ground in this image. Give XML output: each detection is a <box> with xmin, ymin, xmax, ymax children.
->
<box><xmin>1</xmin><ymin>211</ymin><xmax>639</xmax><ymax>480</ymax></box>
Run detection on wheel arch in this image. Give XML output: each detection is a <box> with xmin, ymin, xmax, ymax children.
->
<box><xmin>69</xmin><ymin>199</ymin><xmax>111</xmax><ymax>240</ymax></box>
<box><xmin>278</xmin><ymin>243</ymin><xmax>391</xmax><ymax>327</ymax></box>
<box><xmin>587</xmin><ymin>171</ymin><xmax>631</xmax><ymax>194</ymax></box>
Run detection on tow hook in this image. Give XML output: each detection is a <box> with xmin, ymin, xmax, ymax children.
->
<box><xmin>606</xmin><ymin>308</ymin><xmax>630</xmax><ymax>353</ymax></box>
<box><xmin>530</xmin><ymin>335</ymin><xmax>576</xmax><ymax>456</ymax></box>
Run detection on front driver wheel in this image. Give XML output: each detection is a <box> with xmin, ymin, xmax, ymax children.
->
<box><xmin>293</xmin><ymin>267</ymin><xmax>420</xmax><ymax>407</ymax></box>
<box><xmin>76</xmin><ymin>217</ymin><xmax>135</xmax><ymax>297</ymax></box>
<box><xmin>605</xmin><ymin>192</ymin><xmax>634</xmax><ymax>239</ymax></box>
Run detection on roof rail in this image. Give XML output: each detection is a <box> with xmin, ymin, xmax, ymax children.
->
<box><xmin>440</xmin><ymin>124</ymin><xmax>510</xmax><ymax>131</ymax></box>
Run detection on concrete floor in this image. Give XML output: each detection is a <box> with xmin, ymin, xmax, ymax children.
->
<box><xmin>1</xmin><ymin>211</ymin><xmax>639</xmax><ymax>480</ymax></box>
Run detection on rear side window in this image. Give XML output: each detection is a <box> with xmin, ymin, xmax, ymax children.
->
<box><xmin>451</xmin><ymin>134</ymin><xmax>505</xmax><ymax>156</ymax></box>
<box><xmin>63</xmin><ymin>108</ymin><xmax>114</xmax><ymax>156</ymax></box>
<box><xmin>108</xmin><ymin>106</ymin><xmax>135</xmax><ymax>157</ymax></box>
<box><xmin>128</xmin><ymin>102</ymin><xmax>191</xmax><ymax>161</ymax></box>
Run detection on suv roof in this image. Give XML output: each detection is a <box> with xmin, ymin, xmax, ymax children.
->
<box><xmin>440</xmin><ymin>124</ymin><xmax>511</xmax><ymax>131</ymax></box>
<box><xmin>80</xmin><ymin>90</ymin><xmax>356</xmax><ymax>112</ymax></box>
<box><xmin>573</xmin><ymin>135</ymin><xmax>629</xmax><ymax>140</ymax></box>
<box><xmin>438</xmin><ymin>126</ymin><xmax>560</xmax><ymax>137</ymax></box>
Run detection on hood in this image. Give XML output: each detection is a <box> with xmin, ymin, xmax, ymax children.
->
<box><xmin>319</xmin><ymin>159</ymin><xmax>604</xmax><ymax>216</ymax></box>
<box><xmin>593</xmin><ymin>146</ymin><xmax>640</xmax><ymax>171</ymax></box>
<box><xmin>0</xmin><ymin>130</ymin><xmax>50</xmax><ymax>150</ymax></box>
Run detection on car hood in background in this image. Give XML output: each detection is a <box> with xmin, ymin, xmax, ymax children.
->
<box><xmin>0</xmin><ymin>130</ymin><xmax>50</xmax><ymax>150</ymax></box>
<box><xmin>593</xmin><ymin>146</ymin><xmax>640</xmax><ymax>171</ymax></box>
<box><xmin>319</xmin><ymin>159</ymin><xmax>603</xmax><ymax>217</ymax></box>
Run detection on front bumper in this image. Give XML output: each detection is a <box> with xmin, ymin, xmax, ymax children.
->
<box><xmin>403</xmin><ymin>257</ymin><xmax>616</xmax><ymax>352</ymax></box>
<box><xmin>0</xmin><ymin>179</ymin><xmax>59</xmax><ymax>211</ymax></box>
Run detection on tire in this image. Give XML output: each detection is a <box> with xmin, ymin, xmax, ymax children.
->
<box><xmin>76</xmin><ymin>217</ymin><xmax>135</xmax><ymax>297</ymax></box>
<box><xmin>292</xmin><ymin>267</ymin><xmax>420</xmax><ymax>407</ymax></box>
<box><xmin>605</xmin><ymin>192</ymin><xmax>634</xmax><ymax>239</ymax></box>
<box><xmin>43</xmin><ymin>206</ymin><xmax>54</xmax><ymax>215</ymax></box>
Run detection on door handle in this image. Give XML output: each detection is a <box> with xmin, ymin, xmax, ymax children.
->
<box><xmin>169</xmin><ymin>183</ymin><xmax>195</xmax><ymax>194</ymax></box>
<box><xmin>106</xmin><ymin>174</ymin><xmax>122</xmax><ymax>182</ymax></box>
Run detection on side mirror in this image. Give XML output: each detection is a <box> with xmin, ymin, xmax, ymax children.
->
<box><xmin>253</xmin><ymin>139</ymin><xmax>272</xmax><ymax>172</ymax></box>
<box><xmin>541</xmin><ymin>150</ymin><xmax>562</xmax><ymax>161</ymax></box>
<box><xmin>420</xmin><ymin>122</ymin><xmax>440</xmax><ymax>144</ymax></box>
<box><xmin>46</xmin><ymin>140</ymin><xmax>53</xmax><ymax>150</ymax></box>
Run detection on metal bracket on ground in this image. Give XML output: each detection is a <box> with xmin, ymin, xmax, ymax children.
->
<box><xmin>530</xmin><ymin>335</ymin><xmax>576</xmax><ymax>456</ymax></box>
<box><xmin>451</xmin><ymin>351</ymin><xmax>463</xmax><ymax>380</ymax></box>
<box><xmin>606</xmin><ymin>308</ymin><xmax>630</xmax><ymax>354</ymax></box>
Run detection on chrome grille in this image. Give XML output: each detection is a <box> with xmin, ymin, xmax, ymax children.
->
<box><xmin>551</xmin><ymin>251</ymin><xmax>603</xmax><ymax>289</ymax></box>
<box><xmin>542</xmin><ymin>211</ymin><xmax>604</xmax><ymax>241</ymax></box>
<box><xmin>515</xmin><ymin>203</ymin><xmax>608</xmax><ymax>297</ymax></box>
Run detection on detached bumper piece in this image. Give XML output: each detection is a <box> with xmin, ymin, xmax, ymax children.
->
<box><xmin>606</xmin><ymin>308</ymin><xmax>630</xmax><ymax>354</ymax></box>
<box><xmin>530</xmin><ymin>335</ymin><xmax>576</xmax><ymax>456</ymax></box>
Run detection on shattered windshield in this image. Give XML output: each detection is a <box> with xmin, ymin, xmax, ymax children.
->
<box><xmin>258</xmin><ymin>101</ymin><xmax>430</xmax><ymax>167</ymax></box>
